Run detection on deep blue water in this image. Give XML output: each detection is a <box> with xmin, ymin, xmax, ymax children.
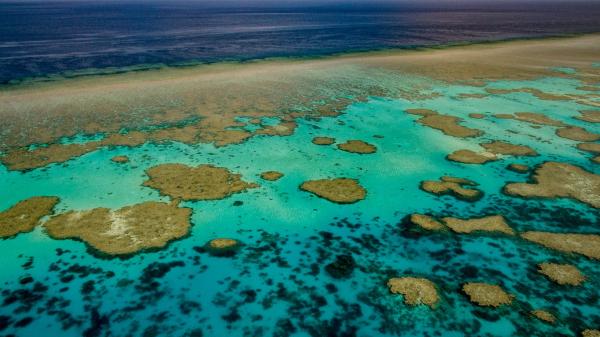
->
<box><xmin>2</xmin><ymin>1</ymin><xmax>600</xmax><ymax>83</ymax></box>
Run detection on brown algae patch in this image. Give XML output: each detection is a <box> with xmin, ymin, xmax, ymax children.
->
<box><xmin>337</xmin><ymin>140</ymin><xmax>377</xmax><ymax>154</ymax></box>
<box><xmin>442</xmin><ymin>215</ymin><xmax>515</xmax><ymax>235</ymax></box>
<box><xmin>503</xmin><ymin>162</ymin><xmax>600</xmax><ymax>208</ymax></box>
<box><xmin>447</xmin><ymin>149</ymin><xmax>497</xmax><ymax>164</ymax></box>
<box><xmin>44</xmin><ymin>201</ymin><xmax>192</xmax><ymax>255</ymax></box>
<box><xmin>409</xmin><ymin>214</ymin><xmax>446</xmax><ymax>231</ymax></box>
<box><xmin>522</xmin><ymin>232</ymin><xmax>600</xmax><ymax>260</ymax></box>
<box><xmin>420</xmin><ymin>176</ymin><xmax>483</xmax><ymax>201</ymax></box>
<box><xmin>494</xmin><ymin>112</ymin><xmax>565</xmax><ymax>126</ymax></box>
<box><xmin>111</xmin><ymin>155</ymin><xmax>129</xmax><ymax>163</ymax></box>
<box><xmin>300</xmin><ymin>178</ymin><xmax>366</xmax><ymax>204</ymax></box>
<box><xmin>538</xmin><ymin>262</ymin><xmax>586</xmax><ymax>286</ymax></box>
<box><xmin>531</xmin><ymin>310</ymin><xmax>556</xmax><ymax>324</ymax></box>
<box><xmin>480</xmin><ymin>141</ymin><xmax>538</xmax><ymax>156</ymax></box>
<box><xmin>205</xmin><ymin>238</ymin><xmax>242</xmax><ymax>256</ymax></box>
<box><xmin>0</xmin><ymin>196</ymin><xmax>60</xmax><ymax>238</ymax></box>
<box><xmin>507</xmin><ymin>163</ymin><xmax>529</xmax><ymax>173</ymax></box>
<box><xmin>260</xmin><ymin>171</ymin><xmax>284</xmax><ymax>181</ymax></box>
<box><xmin>387</xmin><ymin>277</ymin><xmax>439</xmax><ymax>309</ymax></box>
<box><xmin>556</xmin><ymin>126</ymin><xmax>600</xmax><ymax>142</ymax></box>
<box><xmin>312</xmin><ymin>136</ymin><xmax>336</xmax><ymax>145</ymax></box>
<box><xmin>576</xmin><ymin>110</ymin><xmax>600</xmax><ymax>123</ymax></box>
<box><xmin>409</xmin><ymin>111</ymin><xmax>483</xmax><ymax>138</ymax></box>
<box><xmin>469</xmin><ymin>113</ymin><xmax>486</xmax><ymax>119</ymax></box>
<box><xmin>462</xmin><ymin>283</ymin><xmax>514</xmax><ymax>307</ymax></box>
<box><xmin>144</xmin><ymin>163</ymin><xmax>259</xmax><ymax>201</ymax></box>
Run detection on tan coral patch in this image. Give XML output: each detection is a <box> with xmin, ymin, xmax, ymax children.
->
<box><xmin>44</xmin><ymin>201</ymin><xmax>192</xmax><ymax>255</ymax></box>
<box><xmin>0</xmin><ymin>196</ymin><xmax>60</xmax><ymax>238</ymax></box>
<box><xmin>300</xmin><ymin>178</ymin><xmax>366</xmax><ymax>204</ymax></box>
<box><xmin>387</xmin><ymin>277</ymin><xmax>439</xmax><ymax>309</ymax></box>
<box><xmin>144</xmin><ymin>163</ymin><xmax>259</xmax><ymax>201</ymax></box>
<box><xmin>538</xmin><ymin>262</ymin><xmax>586</xmax><ymax>286</ymax></box>
<box><xmin>462</xmin><ymin>283</ymin><xmax>514</xmax><ymax>307</ymax></box>
<box><xmin>503</xmin><ymin>162</ymin><xmax>600</xmax><ymax>208</ymax></box>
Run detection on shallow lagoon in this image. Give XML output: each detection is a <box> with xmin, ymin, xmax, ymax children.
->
<box><xmin>1</xmin><ymin>40</ymin><xmax>600</xmax><ymax>337</ymax></box>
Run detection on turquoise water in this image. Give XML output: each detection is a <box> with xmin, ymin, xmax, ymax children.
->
<box><xmin>0</xmin><ymin>71</ymin><xmax>599</xmax><ymax>336</ymax></box>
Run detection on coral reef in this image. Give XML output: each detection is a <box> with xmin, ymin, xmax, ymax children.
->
<box><xmin>537</xmin><ymin>262</ymin><xmax>586</xmax><ymax>286</ymax></box>
<box><xmin>408</xmin><ymin>214</ymin><xmax>445</xmax><ymax>231</ymax></box>
<box><xmin>407</xmin><ymin>109</ymin><xmax>483</xmax><ymax>138</ymax></box>
<box><xmin>337</xmin><ymin>140</ymin><xmax>377</xmax><ymax>154</ymax></box>
<box><xmin>494</xmin><ymin>112</ymin><xmax>565</xmax><ymax>126</ymax></box>
<box><xmin>325</xmin><ymin>254</ymin><xmax>356</xmax><ymax>278</ymax></box>
<box><xmin>111</xmin><ymin>155</ymin><xmax>129</xmax><ymax>164</ymax></box>
<box><xmin>387</xmin><ymin>277</ymin><xmax>439</xmax><ymax>309</ymax></box>
<box><xmin>441</xmin><ymin>215</ymin><xmax>514</xmax><ymax>235</ymax></box>
<box><xmin>531</xmin><ymin>310</ymin><xmax>556</xmax><ymax>324</ymax></box>
<box><xmin>503</xmin><ymin>162</ymin><xmax>600</xmax><ymax>208</ymax></box>
<box><xmin>420</xmin><ymin>176</ymin><xmax>483</xmax><ymax>201</ymax></box>
<box><xmin>507</xmin><ymin>163</ymin><xmax>529</xmax><ymax>173</ymax></box>
<box><xmin>0</xmin><ymin>197</ymin><xmax>60</xmax><ymax>238</ymax></box>
<box><xmin>205</xmin><ymin>238</ymin><xmax>242</xmax><ymax>257</ymax></box>
<box><xmin>312</xmin><ymin>137</ymin><xmax>336</xmax><ymax>145</ymax></box>
<box><xmin>44</xmin><ymin>201</ymin><xmax>192</xmax><ymax>255</ymax></box>
<box><xmin>300</xmin><ymin>178</ymin><xmax>366</xmax><ymax>204</ymax></box>
<box><xmin>556</xmin><ymin>126</ymin><xmax>600</xmax><ymax>142</ymax></box>
<box><xmin>462</xmin><ymin>283</ymin><xmax>513</xmax><ymax>307</ymax></box>
<box><xmin>144</xmin><ymin>163</ymin><xmax>259</xmax><ymax>201</ymax></box>
<box><xmin>522</xmin><ymin>232</ymin><xmax>600</xmax><ymax>260</ymax></box>
<box><xmin>480</xmin><ymin>141</ymin><xmax>537</xmax><ymax>156</ymax></box>
<box><xmin>260</xmin><ymin>171</ymin><xmax>284</xmax><ymax>181</ymax></box>
<box><xmin>447</xmin><ymin>150</ymin><xmax>497</xmax><ymax>164</ymax></box>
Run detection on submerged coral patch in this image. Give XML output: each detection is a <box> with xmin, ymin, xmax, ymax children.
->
<box><xmin>447</xmin><ymin>149</ymin><xmax>497</xmax><ymax>164</ymax></box>
<box><xmin>300</xmin><ymin>178</ymin><xmax>366</xmax><ymax>204</ymax></box>
<box><xmin>469</xmin><ymin>113</ymin><xmax>486</xmax><ymax>119</ymax></box>
<box><xmin>537</xmin><ymin>262</ymin><xmax>586</xmax><ymax>286</ymax></box>
<box><xmin>556</xmin><ymin>126</ymin><xmax>600</xmax><ymax>142</ymax></box>
<box><xmin>312</xmin><ymin>136</ymin><xmax>336</xmax><ymax>145</ymax></box>
<box><xmin>387</xmin><ymin>277</ymin><xmax>439</xmax><ymax>309</ymax></box>
<box><xmin>144</xmin><ymin>163</ymin><xmax>259</xmax><ymax>201</ymax></box>
<box><xmin>494</xmin><ymin>112</ymin><xmax>565</xmax><ymax>126</ymax></box>
<box><xmin>503</xmin><ymin>162</ymin><xmax>600</xmax><ymax>208</ymax></box>
<box><xmin>578</xmin><ymin>142</ymin><xmax>600</xmax><ymax>153</ymax></box>
<box><xmin>44</xmin><ymin>201</ymin><xmax>192</xmax><ymax>255</ymax></box>
<box><xmin>462</xmin><ymin>283</ymin><xmax>513</xmax><ymax>307</ymax></box>
<box><xmin>0</xmin><ymin>196</ymin><xmax>60</xmax><ymax>238</ymax></box>
<box><xmin>260</xmin><ymin>171</ymin><xmax>284</xmax><ymax>181</ymax></box>
<box><xmin>441</xmin><ymin>215</ymin><xmax>514</xmax><ymax>235</ymax></box>
<box><xmin>420</xmin><ymin>176</ymin><xmax>483</xmax><ymax>201</ymax></box>
<box><xmin>205</xmin><ymin>238</ymin><xmax>242</xmax><ymax>257</ymax></box>
<box><xmin>521</xmin><ymin>232</ymin><xmax>600</xmax><ymax>260</ymax></box>
<box><xmin>415</xmin><ymin>114</ymin><xmax>483</xmax><ymax>138</ymax></box>
<box><xmin>325</xmin><ymin>254</ymin><xmax>356</xmax><ymax>278</ymax></box>
<box><xmin>409</xmin><ymin>214</ymin><xmax>446</xmax><ymax>231</ymax></box>
<box><xmin>111</xmin><ymin>155</ymin><xmax>129</xmax><ymax>163</ymax></box>
<box><xmin>507</xmin><ymin>163</ymin><xmax>529</xmax><ymax>173</ymax></box>
<box><xmin>576</xmin><ymin>110</ymin><xmax>600</xmax><ymax>123</ymax></box>
<box><xmin>583</xmin><ymin>330</ymin><xmax>600</xmax><ymax>337</ymax></box>
<box><xmin>531</xmin><ymin>310</ymin><xmax>556</xmax><ymax>324</ymax></box>
<box><xmin>337</xmin><ymin>140</ymin><xmax>377</xmax><ymax>154</ymax></box>
<box><xmin>480</xmin><ymin>141</ymin><xmax>538</xmax><ymax>156</ymax></box>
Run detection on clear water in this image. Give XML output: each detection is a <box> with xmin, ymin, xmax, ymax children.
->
<box><xmin>1</xmin><ymin>69</ymin><xmax>599</xmax><ymax>336</ymax></box>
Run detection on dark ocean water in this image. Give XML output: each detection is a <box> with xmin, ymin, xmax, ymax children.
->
<box><xmin>2</xmin><ymin>1</ymin><xmax>600</xmax><ymax>83</ymax></box>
